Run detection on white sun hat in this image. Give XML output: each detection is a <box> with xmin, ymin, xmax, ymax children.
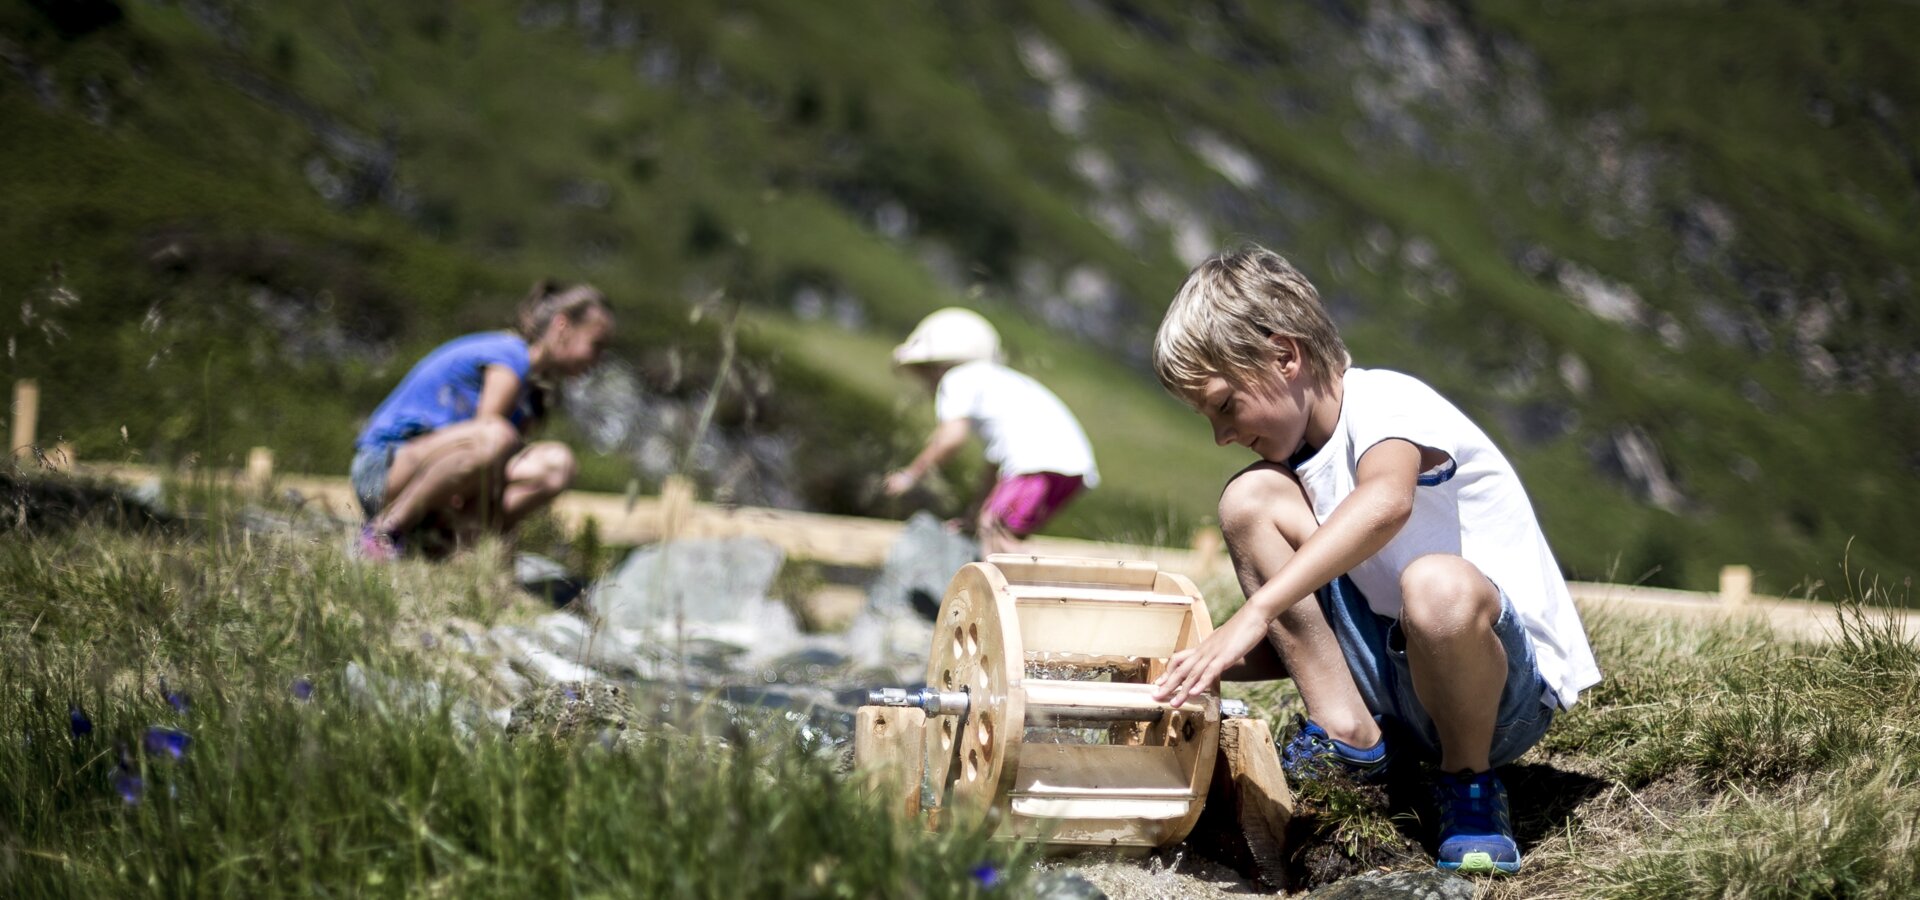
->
<box><xmin>891</xmin><ymin>307</ymin><xmax>1002</xmax><ymax>365</ymax></box>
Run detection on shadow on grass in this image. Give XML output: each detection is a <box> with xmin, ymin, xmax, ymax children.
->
<box><xmin>1378</xmin><ymin>760</ymin><xmax>1609</xmax><ymax>858</ymax></box>
<box><xmin>1501</xmin><ymin>762</ymin><xmax>1611</xmax><ymax>850</ymax></box>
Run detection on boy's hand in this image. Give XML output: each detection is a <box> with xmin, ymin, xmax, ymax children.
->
<box><xmin>1152</xmin><ymin>609</ymin><xmax>1268</xmax><ymax>708</ymax></box>
<box><xmin>882</xmin><ymin>469</ymin><xmax>919</xmax><ymax>497</ymax></box>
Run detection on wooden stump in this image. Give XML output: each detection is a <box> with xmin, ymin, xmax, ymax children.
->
<box><xmin>1191</xmin><ymin>717</ymin><xmax>1295</xmax><ymax>889</ymax></box>
<box><xmin>853</xmin><ymin>705</ymin><xmax>926</xmax><ymax>819</ymax></box>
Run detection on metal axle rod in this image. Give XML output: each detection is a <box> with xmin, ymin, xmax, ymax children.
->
<box><xmin>866</xmin><ymin>686</ymin><xmax>1249</xmax><ymax>721</ymax></box>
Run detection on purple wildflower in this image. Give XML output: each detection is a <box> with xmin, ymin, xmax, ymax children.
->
<box><xmin>142</xmin><ymin>726</ymin><xmax>192</xmax><ymax>760</ymax></box>
<box><xmin>291</xmin><ymin>678</ymin><xmax>314</xmax><ymax>701</ymax></box>
<box><xmin>69</xmin><ymin>706</ymin><xmax>93</xmax><ymax>738</ymax></box>
<box><xmin>112</xmin><ymin>768</ymin><xmax>144</xmax><ymax>805</ymax></box>
<box><xmin>165</xmin><ymin>691</ymin><xmax>190</xmax><ymax>714</ymax></box>
<box><xmin>971</xmin><ymin>863</ymin><xmax>1002</xmax><ymax>889</ymax></box>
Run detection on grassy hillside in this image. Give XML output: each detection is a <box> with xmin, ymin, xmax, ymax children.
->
<box><xmin>2</xmin><ymin>0</ymin><xmax>1914</xmax><ymax>593</ymax></box>
<box><xmin>0</xmin><ymin>491</ymin><xmax>1029</xmax><ymax>897</ymax></box>
<box><xmin>5</xmin><ymin>481</ymin><xmax>1916</xmax><ymax>896</ymax></box>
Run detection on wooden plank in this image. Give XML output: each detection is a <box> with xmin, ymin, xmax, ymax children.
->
<box><xmin>10</xmin><ymin>379</ymin><xmax>38</xmax><ymax>456</ymax></box>
<box><xmin>246</xmin><ymin>447</ymin><xmax>274</xmax><ymax>493</ymax></box>
<box><xmin>852</xmin><ymin>706</ymin><xmax>926</xmax><ymax>820</ymax></box>
<box><xmin>1017</xmin><ymin>602</ymin><xmax>1190</xmax><ymax>658</ymax></box>
<box><xmin>1008</xmin><ymin>585</ymin><xmax>1193</xmax><ymax>606</ymax></box>
<box><xmin>1191</xmin><ymin>717</ymin><xmax>1293</xmax><ymax>889</ymax></box>
<box><xmin>989</xmin><ymin>553</ymin><xmax>1161</xmax><ymax>588</ymax></box>
<box><xmin>69</xmin><ymin>456</ymin><xmax>1900</xmax><ymax>647</ymax></box>
<box><xmin>1010</xmin><ymin>743</ymin><xmax>1194</xmax><ymax>800</ymax></box>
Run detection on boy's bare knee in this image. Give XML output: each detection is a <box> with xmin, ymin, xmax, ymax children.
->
<box><xmin>1399</xmin><ymin>554</ymin><xmax>1499</xmax><ymax>635</ymax></box>
<box><xmin>1217</xmin><ymin>462</ymin><xmax>1307</xmax><ymax>539</ymax></box>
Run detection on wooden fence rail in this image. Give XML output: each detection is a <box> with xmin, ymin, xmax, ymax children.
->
<box><xmin>11</xmin><ymin>379</ymin><xmax>1910</xmax><ymax>641</ymax></box>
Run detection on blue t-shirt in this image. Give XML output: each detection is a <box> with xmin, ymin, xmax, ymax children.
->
<box><xmin>355</xmin><ymin>332</ymin><xmax>535</xmax><ymax>449</ymax></box>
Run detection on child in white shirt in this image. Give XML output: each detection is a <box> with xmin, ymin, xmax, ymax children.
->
<box><xmin>883</xmin><ymin>308</ymin><xmax>1099</xmax><ymax>555</ymax></box>
<box><xmin>1148</xmin><ymin>245</ymin><xmax>1600</xmax><ymax>876</ymax></box>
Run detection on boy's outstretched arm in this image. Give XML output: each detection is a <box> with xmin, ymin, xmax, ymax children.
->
<box><xmin>1153</xmin><ymin>438</ymin><xmax>1424</xmax><ymax>706</ymax></box>
<box><xmin>884</xmin><ymin>418</ymin><xmax>972</xmax><ymax>496</ymax></box>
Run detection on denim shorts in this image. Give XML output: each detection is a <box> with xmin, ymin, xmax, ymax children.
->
<box><xmin>1315</xmin><ymin>574</ymin><xmax>1555</xmax><ymax>768</ymax></box>
<box><xmin>349</xmin><ymin>443</ymin><xmax>398</xmax><ymax>518</ymax></box>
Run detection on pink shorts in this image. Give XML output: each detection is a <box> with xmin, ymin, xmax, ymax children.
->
<box><xmin>982</xmin><ymin>472</ymin><xmax>1086</xmax><ymax>536</ymax></box>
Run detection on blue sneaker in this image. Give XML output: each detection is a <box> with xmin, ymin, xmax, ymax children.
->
<box><xmin>1433</xmin><ymin>769</ymin><xmax>1521</xmax><ymax>875</ymax></box>
<box><xmin>1279</xmin><ymin>715</ymin><xmax>1391</xmax><ymax>782</ymax></box>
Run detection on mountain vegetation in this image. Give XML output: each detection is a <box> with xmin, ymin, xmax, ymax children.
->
<box><xmin>4</xmin><ymin>0</ymin><xmax>1915</xmax><ymax>594</ymax></box>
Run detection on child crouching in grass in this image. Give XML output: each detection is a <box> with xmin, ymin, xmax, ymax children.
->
<box><xmin>351</xmin><ymin>281</ymin><xmax>614</xmax><ymax>560</ymax></box>
<box><xmin>1147</xmin><ymin>246</ymin><xmax>1600</xmax><ymax>875</ymax></box>
<box><xmin>882</xmin><ymin>307</ymin><xmax>1099</xmax><ymax>556</ymax></box>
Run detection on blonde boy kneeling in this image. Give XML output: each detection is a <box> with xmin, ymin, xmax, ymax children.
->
<box><xmin>1148</xmin><ymin>246</ymin><xmax>1600</xmax><ymax>875</ymax></box>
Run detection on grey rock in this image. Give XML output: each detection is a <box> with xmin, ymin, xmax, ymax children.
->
<box><xmin>527</xmin><ymin>613</ymin><xmax>654</xmax><ymax>679</ymax></box>
<box><xmin>866</xmin><ymin>511</ymin><xmax>978</xmax><ymax>618</ymax></box>
<box><xmin>516</xmin><ymin>553</ymin><xmax>570</xmax><ymax>584</ymax></box>
<box><xmin>679</xmin><ymin>636</ymin><xmax>752</xmax><ymax>673</ymax></box>
<box><xmin>840</xmin><ymin>606</ymin><xmax>934</xmax><ymax>678</ymax></box>
<box><xmin>1304</xmin><ymin>869</ymin><xmax>1476</xmax><ymax>900</ymax></box>
<box><xmin>589</xmin><ymin>537</ymin><xmax>786</xmax><ymax>629</ymax></box>
<box><xmin>127</xmin><ymin>477</ymin><xmax>166</xmax><ymax>513</ymax></box>
<box><xmin>506</xmin><ymin>682</ymin><xmax>638</xmax><ymax>741</ymax></box>
<box><xmin>490</xmin><ymin>626</ymin><xmax>599</xmax><ymax>685</ymax></box>
<box><xmin>516</xmin><ymin>553</ymin><xmax>584</xmax><ymax>607</ymax></box>
<box><xmin>342</xmin><ymin>661</ymin><xmax>498</xmax><ymax>737</ymax></box>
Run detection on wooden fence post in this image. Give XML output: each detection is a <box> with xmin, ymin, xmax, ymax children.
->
<box><xmin>1189</xmin><ymin>525</ymin><xmax>1225</xmax><ymax>580</ymax></box>
<box><xmin>661</xmin><ymin>474</ymin><xmax>696</xmax><ymax>538</ymax></box>
<box><xmin>10</xmin><ymin>379</ymin><xmax>38</xmax><ymax>457</ymax></box>
<box><xmin>1719</xmin><ymin>565</ymin><xmax>1752</xmax><ymax>607</ymax></box>
<box><xmin>246</xmin><ymin>446</ymin><xmax>274</xmax><ymax>493</ymax></box>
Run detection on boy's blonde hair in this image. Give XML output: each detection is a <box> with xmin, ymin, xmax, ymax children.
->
<box><xmin>1152</xmin><ymin>244</ymin><xmax>1349</xmax><ymax>402</ymax></box>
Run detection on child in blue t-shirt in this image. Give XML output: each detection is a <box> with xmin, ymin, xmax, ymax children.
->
<box><xmin>351</xmin><ymin>281</ymin><xmax>614</xmax><ymax>559</ymax></box>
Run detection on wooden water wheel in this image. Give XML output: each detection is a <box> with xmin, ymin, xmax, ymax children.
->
<box><xmin>858</xmin><ymin>554</ymin><xmax>1292</xmax><ymax>850</ymax></box>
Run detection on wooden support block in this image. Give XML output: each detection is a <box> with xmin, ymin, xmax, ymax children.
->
<box><xmin>1191</xmin><ymin>717</ymin><xmax>1294</xmax><ymax>889</ymax></box>
<box><xmin>10</xmin><ymin>379</ymin><xmax>38</xmax><ymax>457</ymax></box>
<box><xmin>246</xmin><ymin>446</ymin><xmax>274</xmax><ymax>493</ymax></box>
<box><xmin>660</xmin><ymin>474</ymin><xmax>696</xmax><ymax>537</ymax></box>
<box><xmin>853</xmin><ymin>705</ymin><xmax>926</xmax><ymax>820</ymax></box>
<box><xmin>1720</xmin><ymin>564</ymin><xmax>1752</xmax><ymax>607</ymax></box>
<box><xmin>1188</xmin><ymin>526</ymin><xmax>1225</xmax><ymax>579</ymax></box>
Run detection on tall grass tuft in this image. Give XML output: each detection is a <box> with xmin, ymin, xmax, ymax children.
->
<box><xmin>1537</xmin><ymin>573</ymin><xmax>1920</xmax><ymax>898</ymax></box>
<box><xmin>1</xmin><ymin>502</ymin><xmax>1027</xmax><ymax>897</ymax></box>
<box><xmin>1598</xmin><ymin>765</ymin><xmax>1920</xmax><ymax>899</ymax></box>
<box><xmin>1544</xmin><ymin>587</ymin><xmax>1919</xmax><ymax>787</ymax></box>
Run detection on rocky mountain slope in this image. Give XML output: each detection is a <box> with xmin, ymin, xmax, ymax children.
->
<box><xmin>4</xmin><ymin>0</ymin><xmax>1914</xmax><ymax>594</ymax></box>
